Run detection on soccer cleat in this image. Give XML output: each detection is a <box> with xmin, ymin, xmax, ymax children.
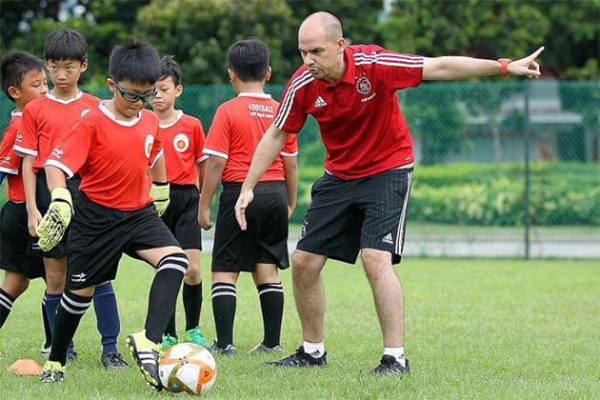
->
<box><xmin>160</xmin><ymin>334</ymin><xmax>178</xmax><ymax>352</ymax></box>
<box><xmin>102</xmin><ymin>351</ymin><xmax>130</xmax><ymax>369</ymax></box>
<box><xmin>184</xmin><ymin>327</ymin><xmax>210</xmax><ymax>348</ymax></box>
<box><xmin>248</xmin><ymin>343</ymin><xmax>284</xmax><ymax>354</ymax></box>
<box><xmin>39</xmin><ymin>361</ymin><xmax>65</xmax><ymax>383</ymax></box>
<box><xmin>370</xmin><ymin>355</ymin><xmax>410</xmax><ymax>376</ymax></box>
<box><xmin>66</xmin><ymin>348</ymin><xmax>78</xmax><ymax>364</ymax></box>
<box><xmin>265</xmin><ymin>346</ymin><xmax>327</xmax><ymax>367</ymax></box>
<box><xmin>208</xmin><ymin>341</ymin><xmax>237</xmax><ymax>356</ymax></box>
<box><xmin>126</xmin><ymin>331</ymin><xmax>162</xmax><ymax>391</ymax></box>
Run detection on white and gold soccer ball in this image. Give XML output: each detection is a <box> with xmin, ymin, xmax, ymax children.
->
<box><xmin>159</xmin><ymin>343</ymin><xmax>217</xmax><ymax>395</ymax></box>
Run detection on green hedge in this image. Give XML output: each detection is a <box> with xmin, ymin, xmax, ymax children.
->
<box><xmin>2</xmin><ymin>162</ymin><xmax>598</xmax><ymax>226</ymax></box>
<box><xmin>292</xmin><ymin>162</ymin><xmax>600</xmax><ymax>226</ymax></box>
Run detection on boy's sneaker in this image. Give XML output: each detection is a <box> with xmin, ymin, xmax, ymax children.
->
<box><xmin>66</xmin><ymin>348</ymin><xmax>78</xmax><ymax>363</ymax></box>
<box><xmin>184</xmin><ymin>327</ymin><xmax>210</xmax><ymax>348</ymax></box>
<box><xmin>248</xmin><ymin>343</ymin><xmax>284</xmax><ymax>354</ymax></box>
<box><xmin>370</xmin><ymin>355</ymin><xmax>410</xmax><ymax>376</ymax></box>
<box><xmin>160</xmin><ymin>335</ymin><xmax>178</xmax><ymax>352</ymax></box>
<box><xmin>39</xmin><ymin>361</ymin><xmax>65</xmax><ymax>383</ymax></box>
<box><xmin>126</xmin><ymin>331</ymin><xmax>162</xmax><ymax>391</ymax></box>
<box><xmin>102</xmin><ymin>351</ymin><xmax>129</xmax><ymax>369</ymax></box>
<box><xmin>208</xmin><ymin>341</ymin><xmax>236</xmax><ymax>356</ymax></box>
<box><xmin>265</xmin><ymin>346</ymin><xmax>327</xmax><ymax>367</ymax></box>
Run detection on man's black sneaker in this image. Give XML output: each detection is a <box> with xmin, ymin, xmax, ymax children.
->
<box><xmin>370</xmin><ymin>355</ymin><xmax>410</xmax><ymax>376</ymax></box>
<box><xmin>208</xmin><ymin>341</ymin><xmax>236</xmax><ymax>356</ymax></box>
<box><xmin>265</xmin><ymin>346</ymin><xmax>327</xmax><ymax>367</ymax></box>
<box><xmin>102</xmin><ymin>351</ymin><xmax>130</xmax><ymax>369</ymax></box>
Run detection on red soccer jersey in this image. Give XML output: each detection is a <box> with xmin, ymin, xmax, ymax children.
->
<box><xmin>274</xmin><ymin>44</ymin><xmax>423</xmax><ymax>179</ymax></box>
<box><xmin>204</xmin><ymin>93</ymin><xmax>298</xmax><ymax>183</ymax></box>
<box><xmin>14</xmin><ymin>92</ymin><xmax>100</xmax><ymax>172</ymax></box>
<box><xmin>0</xmin><ymin>111</ymin><xmax>26</xmax><ymax>202</ymax></box>
<box><xmin>159</xmin><ymin>111</ymin><xmax>206</xmax><ymax>185</ymax></box>
<box><xmin>45</xmin><ymin>102</ymin><xmax>163</xmax><ymax>210</ymax></box>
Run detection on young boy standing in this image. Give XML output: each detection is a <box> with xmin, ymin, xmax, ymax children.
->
<box><xmin>151</xmin><ymin>56</ymin><xmax>209</xmax><ymax>350</ymax></box>
<box><xmin>199</xmin><ymin>38</ymin><xmax>298</xmax><ymax>355</ymax></box>
<box><xmin>0</xmin><ymin>52</ymin><xmax>50</xmax><ymax>345</ymax></box>
<box><xmin>38</xmin><ymin>39</ymin><xmax>187</xmax><ymax>391</ymax></box>
<box><xmin>13</xmin><ymin>29</ymin><xmax>126</xmax><ymax>368</ymax></box>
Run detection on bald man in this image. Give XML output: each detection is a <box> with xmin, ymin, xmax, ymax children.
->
<box><xmin>235</xmin><ymin>11</ymin><xmax>544</xmax><ymax>376</ymax></box>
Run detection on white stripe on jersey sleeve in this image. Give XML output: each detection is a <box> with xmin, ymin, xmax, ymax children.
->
<box><xmin>13</xmin><ymin>145</ymin><xmax>38</xmax><ymax>157</ymax></box>
<box><xmin>45</xmin><ymin>159</ymin><xmax>74</xmax><ymax>178</ymax></box>
<box><xmin>150</xmin><ymin>148</ymin><xmax>164</xmax><ymax>169</ymax></box>
<box><xmin>203</xmin><ymin>148</ymin><xmax>228</xmax><ymax>160</ymax></box>
<box><xmin>273</xmin><ymin>71</ymin><xmax>314</xmax><ymax>130</ymax></box>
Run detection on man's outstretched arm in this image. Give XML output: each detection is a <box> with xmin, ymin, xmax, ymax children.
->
<box><xmin>423</xmin><ymin>46</ymin><xmax>544</xmax><ymax>81</ymax></box>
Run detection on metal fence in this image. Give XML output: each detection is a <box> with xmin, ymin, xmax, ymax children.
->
<box><xmin>1</xmin><ymin>81</ymin><xmax>598</xmax><ymax>258</ymax></box>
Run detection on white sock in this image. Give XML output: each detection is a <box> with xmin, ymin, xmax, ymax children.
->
<box><xmin>384</xmin><ymin>347</ymin><xmax>406</xmax><ymax>366</ymax></box>
<box><xmin>303</xmin><ymin>341</ymin><xmax>325</xmax><ymax>358</ymax></box>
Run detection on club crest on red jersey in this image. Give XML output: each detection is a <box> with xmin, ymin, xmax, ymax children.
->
<box><xmin>145</xmin><ymin>134</ymin><xmax>154</xmax><ymax>158</ymax></box>
<box><xmin>173</xmin><ymin>133</ymin><xmax>190</xmax><ymax>153</ymax></box>
<box><xmin>356</xmin><ymin>76</ymin><xmax>372</xmax><ymax>95</ymax></box>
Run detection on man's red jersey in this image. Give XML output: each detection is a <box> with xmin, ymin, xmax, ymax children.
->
<box><xmin>274</xmin><ymin>44</ymin><xmax>423</xmax><ymax>180</ymax></box>
<box><xmin>0</xmin><ymin>112</ymin><xmax>25</xmax><ymax>202</ymax></box>
<box><xmin>45</xmin><ymin>102</ymin><xmax>163</xmax><ymax>210</ymax></box>
<box><xmin>159</xmin><ymin>111</ymin><xmax>206</xmax><ymax>185</ymax></box>
<box><xmin>14</xmin><ymin>92</ymin><xmax>100</xmax><ymax>172</ymax></box>
<box><xmin>204</xmin><ymin>93</ymin><xmax>298</xmax><ymax>183</ymax></box>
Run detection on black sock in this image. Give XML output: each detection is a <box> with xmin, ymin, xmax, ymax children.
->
<box><xmin>211</xmin><ymin>282</ymin><xmax>236</xmax><ymax>347</ymax></box>
<box><xmin>48</xmin><ymin>291</ymin><xmax>92</xmax><ymax>366</ymax></box>
<box><xmin>145</xmin><ymin>253</ymin><xmax>187</xmax><ymax>343</ymax></box>
<box><xmin>0</xmin><ymin>288</ymin><xmax>15</xmax><ymax>329</ymax></box>
<box><xmin>42</xmin><ymin>293</ymin><xmax>52</xmax><ymax>347</ymax></box>
<box><xmin>257</xmin><ymin>282</ymin><xmax>284</xmax><ymax>348</ymax></box>
<box><xmin>183</xmin><ymin>282</ymin><xmax>202</xmax><ymax>331</ymax></box>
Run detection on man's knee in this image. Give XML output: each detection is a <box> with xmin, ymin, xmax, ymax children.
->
<box><xmin>291</xmin><ymin>250</ymin><xmax>325</xmax><ymax>280</ymax></box>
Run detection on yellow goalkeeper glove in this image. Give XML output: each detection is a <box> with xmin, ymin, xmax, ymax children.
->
<box><xmin>36</xmin><ymin>187</ymin><xmax>73</xmax><ymax>252</ymax></box>
<box><xmin>150</xmin><ymin>182</ymin><xmax>170</xmax><ymax>217</ymax></box>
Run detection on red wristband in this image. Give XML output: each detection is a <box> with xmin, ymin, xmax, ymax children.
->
<box><xmin>498</xmin><ymin>58</ymin><xmax>512</xmax><ymax>78</ymax></box>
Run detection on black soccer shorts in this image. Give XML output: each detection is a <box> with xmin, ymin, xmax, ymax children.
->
<box><xmin>65</xmin><ymin>193</ymin><xmax>180</xmax><ymax>290</ymax></box>
<box><xmin>0</xmin><ymin>201</ymin><xmax>45</xmax><ymax>279</ymax></box>
<box><xmin>212</xmin><ymin>181</ymin><xmax>289</xmax><ymax>273</ymax></box>
<box><xmin>296</xmin><ymin>167</ymin><xmax>413</xmax><ymax>265</ymax></box>
<box><xmin>160</xmin><ymin>184</ymin><xmax>202</xmax><ymax>250</ymax></box>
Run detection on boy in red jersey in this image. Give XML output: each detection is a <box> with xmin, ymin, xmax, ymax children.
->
<box><xmin>199</xmin><ymin>38</ymin><xmax>298</xmax><ymax>355</ymax></box>
<box><xmin>0</xmin><ymin>52</ymin><xmax>49</xmax><ymax>342</ymax></box>
<box><xmin>38</xmin><ymin>39</ymin><xmax>187</xmax><ymax>391</ymax></box>
<box><xmin>13</xmin><ymin>28</ymin><xmax>126</xmax><ymax>368</ymax></box>
<box><xmin>235</xmin><ymin>12</ymin><xmax>543</xmax><ymax>375</ymax></box>
<box><xmin>151</xmin><ymin>56</ymin><xmax>209</xmax><ymax>351</ymax></box>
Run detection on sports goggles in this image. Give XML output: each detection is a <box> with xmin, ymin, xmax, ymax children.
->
<box><xmin>113</xmin><ymin>80</ymin><xmax>157</xmax><ymax>103</ymax></box>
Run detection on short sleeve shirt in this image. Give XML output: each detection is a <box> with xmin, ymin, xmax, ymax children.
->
<box><xmin>204</xmin><ymin>93</ymin><xmax>298</xmax><ymax>183</ymax></box>
<box><xmin>158</xmin><ymin>111</ymin><xmax>206</xmax><ymax>185</ymax></box>
<box><xmin>0</xmin><ymin>111</ymin><xmax>25</xmax><ymax>202</ymax></box>
<box><xmin>45</xmin><ymin>102</ymin><xmax>162</xmax><ymax>210</ymax></box>
<box><xmin>274</xmin><ymin>44</ymin><xmax>423</xmax><ymax>179</ymax></box>
<box><xmin>15</xmin><ymin>92</ymin><xmax>100</xmax><ymax>172</ymax></box>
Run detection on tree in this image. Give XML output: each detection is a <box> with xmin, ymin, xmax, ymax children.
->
<box><xmin>135</xmin><ymin>0</ymin><xmax>295</xmax><ymax>84</ymax></box>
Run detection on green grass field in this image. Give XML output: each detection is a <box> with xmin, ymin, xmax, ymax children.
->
<box><xmin>1</xmin><ymin>256</ymin><xmax>599</xmax><ymax>399</ymax></box>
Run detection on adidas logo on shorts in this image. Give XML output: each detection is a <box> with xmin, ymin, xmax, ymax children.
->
<box><xmin>314</xmin><ymin>96</ymin><xmax>327</xmax><ymax>108</ymax></box>
<box><xmin>382</xmin><ymin>233</ymin><xmax>394</xmax><ymax>244</ymax></box>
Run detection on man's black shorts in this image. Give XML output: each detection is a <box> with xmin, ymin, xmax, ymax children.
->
<box><xmin>212</xmin><ymin>181</ymin><xmax>289</xmax><ymax>273</ymax></box>
<box><xmin>296</xmin><ymin>168</ymin><xmax>413</xmax><ymax>265</ymax></box>
<box><xmin>161</xmin><ymin>184</ymin><xmax>201</xmax><ymax>250</ymax></box>
<box><xmin>36</xmin><ymin>170</ymin><xmax>81</xmax><ymax>258</ymax></box>
<box><xmin>65</xmin><ymin>193</ymin><xmax>180</xmax><ymax>290</ymax></box>
<box><xmin>0</xmin><ymin>201</ymin><xmax>45</xmax><ymax>279</ymax></box>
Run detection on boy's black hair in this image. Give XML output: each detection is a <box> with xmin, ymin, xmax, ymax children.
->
<box><xmin>227</xmin><ymin>38</ymin><xmax>270</xmax><ymax>83</ymax></box>
<box><xmin>109</xmin><ymin>39</ymin><xmax>160</xmax><ymax>85</ymax></box>
<box><xmin>44</xmin><ymin>28</ymin><xmax>88</xmax><ymax>62</ymax></box>
<box><xmin>159</xmin><ymin>55</ymin><xmax>182</xmax><ymax>86</ymax></box>
<box><xmin>1</xmin><ymin>51</ymin><xmax>45</xmax><ymax>102</ymax></box>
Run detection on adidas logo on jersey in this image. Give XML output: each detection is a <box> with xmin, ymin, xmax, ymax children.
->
<box><xmin>382</xmin><ymin>233</ymin><xmax>394</xmax><ymax>244</ymax></box>
<box><xmin>314</xmin><ymin>96</ymin><xmax>327</xmax><ymax>108</ymax></box>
